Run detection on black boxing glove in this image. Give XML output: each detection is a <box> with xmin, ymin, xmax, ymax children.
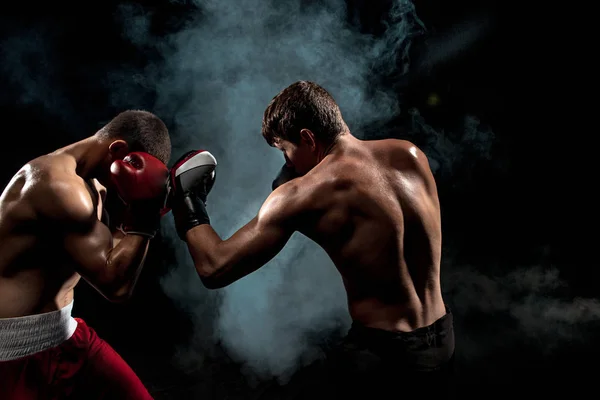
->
<box><xmin>272</xmin><ymin>164</ymin><xmax>300</xmax><ymax>191</ymax></box>
<box><xmin>169</xmin><ymin>150</ymin><xmax>217</xmax><ymax>241</ymax></box>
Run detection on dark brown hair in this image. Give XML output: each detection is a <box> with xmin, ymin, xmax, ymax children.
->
<box><xmin>262</xmin><ymin>81</ymin><xmax>347</xmax><ymax>147</ymax></box>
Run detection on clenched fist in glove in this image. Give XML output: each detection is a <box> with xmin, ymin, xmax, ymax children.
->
<box><xmin>169</xmin><ymin>150</ymin><xmax>217</xmax><ymax>240</ymax></box>
<box><xmin>110</xmin><ymin>152</ymin><xmax>169</xmax><ymax>238</ymax></box>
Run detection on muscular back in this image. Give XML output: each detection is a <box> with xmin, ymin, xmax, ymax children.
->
<box><xmin>0</xmin><ymin>155</ymin><xmax>103</xmax><ymax>318</ymax></box>
<box><xmin>298</xmin><ymin>139</ymin><xmax>444</xmax><ymax>331</ymax></box>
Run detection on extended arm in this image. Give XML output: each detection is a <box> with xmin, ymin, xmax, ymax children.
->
<box><xmin>169</xmin><ymin>151</ymin><xmax>302</xmax><ymax>288</ymax></box>
<box><xmin>184</xmin><ymin>190</ymin><xmax>295</xmax><ymax>288</ymax></box>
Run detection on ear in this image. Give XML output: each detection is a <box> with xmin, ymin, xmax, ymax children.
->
<box><xmin>299</xmin><ymin>129</ymin><xmax>316</xmax><ymax>150</ymax></box>
<box><xmin>108</xmin><ymin>140</ymin><xmax>129</xmax><ymax>160</ymax></box>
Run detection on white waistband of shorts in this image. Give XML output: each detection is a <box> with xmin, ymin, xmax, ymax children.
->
<box><xmin>0</xmin><ymin>301</ymin><xmax>78</xmax><ymax>361</ymax></box>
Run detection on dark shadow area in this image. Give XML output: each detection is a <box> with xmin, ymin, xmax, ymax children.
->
<box><xmin>0</xmin><ymin>0</ymin><xmax>585</xmax><ymax>398</ymax></box>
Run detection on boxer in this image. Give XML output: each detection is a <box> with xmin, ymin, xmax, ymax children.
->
<box><xmin>171</xmin><ymin>81</ymin><xmax>455</xmax><ymax>397</ymax></box>
<box><xmin>0</xmin><ymin>110</ymin><xmax>171</xmax><ymax>400</ymax></box>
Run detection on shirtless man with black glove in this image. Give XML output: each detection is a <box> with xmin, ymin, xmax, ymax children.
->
<box><xmin>170</xmin><ymin>81</ymin><xmax>455</xmax><ymax>398</ymax></box>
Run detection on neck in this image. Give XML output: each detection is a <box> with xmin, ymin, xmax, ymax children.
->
<box><xmin>318</xmin><ymin>131</ymin><xmax>352</xmax><ymax>161</ymax></box>
<box><xmin>53</xmin><ymin>136</ymin><xmax>107</xmax><ymax>179</ymax></box>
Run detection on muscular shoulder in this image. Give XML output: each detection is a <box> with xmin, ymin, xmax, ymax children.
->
<box><xmin>260</xmin><ymin>179</ymin><xmax>302</xmax><ymax>222</ymax></box>
<box><xmin>269</xmin><ymin>166</ymin><xmax>350</xmax><ymax>220</ymax></box>
<box><xmin>39</xmin><ymin>180</ymin><xmax>95</xmax><ymax>223</ymax></box>
<box><xmin>24</xmin><ymin>156</ymin><xmax>95</xmax><ymax>226</ymax></box>
<box><xmin>384</xmin><ymin>143</ymin><xmax>443</xmax><ymax>215</ymax></box>
<box><xmin>372</xmin><ymin>139</ymin><xmax>430</xmax><ymax>170</ymax></box>
<box><xmin>376</xmin><ymin>139</ymin><xmax>436</xmax><ymax>184</ymax></box>
<box><xmin>259</xmin><ymin>172</ymin><xmax>326</xmax><ymax>225</ymax></box>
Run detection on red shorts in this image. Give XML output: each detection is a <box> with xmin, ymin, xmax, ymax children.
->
<box><xmin>0</xmin><ymin>318</ymin><xmax>152</xmax><ymax>400</ymax></box>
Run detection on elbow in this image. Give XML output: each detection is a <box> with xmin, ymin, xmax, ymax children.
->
<box><xmin>96</xmin><ymin>280</ymin><xmax>135</xmax><ymax>303</ymax></box>
<box><xmin>194</xmin><ymin>257</ymin><xmax>228</xmax><ymax>289</ymax></box>
<box><xmin>105</xmin><ymin>294</ymin><xmax>131</xmax><ymax>303</ymax></box>
<box><xmin>100</xmin><ymin>251</ymin><xmax>145</xmax><ymax>302</ymax></box>
<box><xmin>193</xmin><ymin>248</ymin><xmax>236</xmax><ymax>289</ymax></box>
<box><xmin>200</xmin><ymin>274</ymin><xmax>227</xmax><ymax>289</ymax></box>
<box><xmin>102</xmin><ymin>287</ymin><xmax>134</xmax><ymax>303</ymax></box>
<box><xmin>197</xmin><ymin>262</ymin><xmax>230</xmax><ymax>289</ymax></box>
<box><xmin>196</xmin><ymin>256</ymin><xmax>260</xmax><ymax>289</ymax></box>
<box><xmin>198</xmin><ymin>267</ymin><xmax>227</xmax><ymax>289</ymax></box>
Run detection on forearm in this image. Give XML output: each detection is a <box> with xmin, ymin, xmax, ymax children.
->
<box><xmin>171</xmin><ymin>150</ymin><xmax>280</xmax><ymax>288</ymax></box>
<box><xmin>185</xmin><ymin>225</ymin><xmax>223</xmax><ymax>280</ymax></box>
<box><xmin>103</xmin><ymin>195</ymin><xmax>163</xmax><ymax>296</ymax></box>
<box><xmin>183</xmin><ymin>219</ymin><xmax>280</xmax><ymax>289</ymax></box>
<box><xmin>103</xmin><ymin>233</ymin><xmax>150</xmax><ymax>300</ymax></box>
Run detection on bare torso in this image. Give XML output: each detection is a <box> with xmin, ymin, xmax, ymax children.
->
<box><xmin>298</xmin><ymin>138</ymin><xmax>445</xmax><ymax>332</ymax></box>
<box><xmin>0</xmin><ymin>155</ymin><xmax>104</xmax><ymax>318</ymax></box>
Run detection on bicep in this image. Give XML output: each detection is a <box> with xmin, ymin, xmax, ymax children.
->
<box><xmin>221</xmin><ymin>215</ymin><xmax>293</xmax><ymax>268</ymax></box>
<box><xmin>229</xmin><ymin>189</ymin><xmax>301</xmax><ymax>263</ymax></box>
<box><xmin>63</xmin><ymin>218</ymin><xmax>114</xmax><ymax>286</ymax></box>
<box><xmin>34</xmin><ymin>178</ymin><xmax>114</xmax><ymax>286</ymax></box>
<box><xmin>204</xmin><ymin>206</ymin><xmax>295</xmax><ymax>288</ymax></box>
<box><xmin>191</xmin><ymin>187</ymin><xmax>303</xmax><ymax>287</ymax></box>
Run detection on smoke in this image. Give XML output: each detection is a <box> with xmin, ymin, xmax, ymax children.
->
<box><xmin>115</xmin><ymin>0</ymin><xmax>426</xmax><ymax>383</ymax></box>
<box><xmin>411</xmin><ymin>12</ymin><xmax>493</xmax><ymax>76</ymax></box>
<box><xmin>0</xmin><ymin>23</ymin><xmax>80</xmax><ymax>133</ymax></box>
<box><xmin>0</xmin><ymin>1</ymin><xmax>595</xmax><ymax>394</ymax></box>
<box><xmin>408</xmin><ymin>108</ymin><xmax>496</xmax><ymax>179</ymax></box>
<box><xmin>111</xmin><ymin>0</ymin><xmax>599</xmax><ymax>391</ymax></box>
<box><xmin>442</xmin><ymin>252</ymin><xmax>600</xmax><ymax>383</ymax></box>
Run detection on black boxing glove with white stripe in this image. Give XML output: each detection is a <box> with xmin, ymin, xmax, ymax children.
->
<box><xmin>169</xmin><ymin>150</ymin><xmax>217</xmax><ymax>241</ymax></box>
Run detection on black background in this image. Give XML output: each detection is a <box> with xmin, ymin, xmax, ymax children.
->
<box><xmin>0</xmin><ymin>0</ymin><xmax>586</xmax><ymax>398</ymax></box>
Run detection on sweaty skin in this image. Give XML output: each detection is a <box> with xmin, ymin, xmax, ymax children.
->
<box><xmin>185</xmin><ymin>134</ymin><xmax>446</xmax><ymax>332</ymax></box>
<box><xmin>0</xmin><ymin>149</ymin><xmax>150</xmax><ymax>319</ymax></box>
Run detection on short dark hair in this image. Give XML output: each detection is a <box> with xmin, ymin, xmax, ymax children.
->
<box><xmin>97</xmin><ymin>110</ymin><xmax>171</xmax><ymax>164</ymax></box>
<box><xmin>262</xmin><ymin>81</ymin><xmax>347</xmax><ymax>147</ymax></box>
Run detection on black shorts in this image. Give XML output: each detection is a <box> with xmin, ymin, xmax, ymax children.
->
<box><xmin>286</xmin><ymin>307</ymin><xmax>456</xmax><ymax>399</ymax></box>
